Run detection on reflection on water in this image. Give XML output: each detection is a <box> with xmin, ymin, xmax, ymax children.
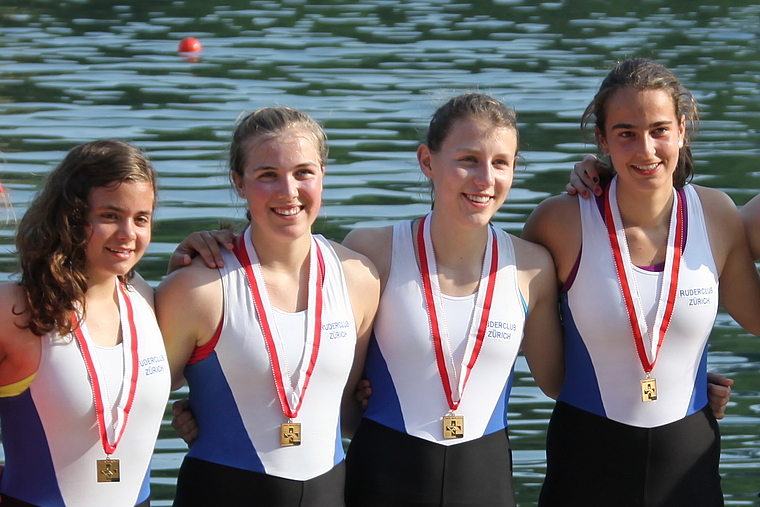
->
<box><xmin>1</xmin><ymin>0</ymin><xmax>758</xmax><ymax>504</ymax></box>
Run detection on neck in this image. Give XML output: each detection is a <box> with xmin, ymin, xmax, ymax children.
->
<box><xmin>84</xmin><ymin>275</ymin><xmax>119</xmax><ymax>306</ymax></box>
<box><xmin>615</xmin><ymin>179</ymin><xmax>675</xmax><ymax>229</ymax></box>
<box><xmin>428</xmin><ymin>212</ymin><xmax>489</xmax><ymax>270</ymax></box>
<box><xmin>248</xmin><ymin>225</ymin><xmax>312</xmax><ymax>271</ymax></box>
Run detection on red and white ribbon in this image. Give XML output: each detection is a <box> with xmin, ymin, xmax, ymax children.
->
<box><xmin>604</xmin><ymin>177</ymin><xmax>684</xmax><ymax>373</ymax></box>
<box><xmin>234</xmin><ymin>227</ymin><xmax>324</xmax><ymax>420</ymax></box>
<box><xmin>73</xmin><ymin>280</ymin><xmax>139</xmax><ymax>456</ymax></box>
<box><xmin>417</xmin><ymin>212</ymin><xmax>498</xmax><ymax>411</ymax></box>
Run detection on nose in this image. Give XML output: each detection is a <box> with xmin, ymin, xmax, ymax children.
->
<box><xmin>118</xmin><ymin>219</ymin><xmax>137</xmax><ymax>240</ymax></box>
<box><xmin>473</xmin><ymin>162</ymin><xmax>495</xmax><ymax>188</ymax></box>
<box><xmin>278</xmin><ymin>175</ymin><xmax>299</xmax><ymax>200</ymax></box>
<box><xmin>639</xmin><ymin>134</ymin><xmax>657</xmax><ymax>157</ymax></box>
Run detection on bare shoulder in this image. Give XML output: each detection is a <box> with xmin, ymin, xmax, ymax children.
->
<box><xmin>0</xmin><ymin>282</ymin><xmax>40</xmax><ymax>384</ymax></box>
<box><xmin>342</xmin><ymin>225</ymin><xmax>394</xmax><ymax>285</ymax></box>
<box><xmin>510</xmin><ymin>234</ymin><xmax>558</xmax><ymax>309</ymax></box>
<box><xmin>693</xmin><ymin>185</ymin><xmax>739</xmax><ymax>215</ymax></box>
<box><xmin>342</xmin><ymin>226</ymin><xmax>393</xmax><ymax>259</ymax></box>
<box><xmin>523</xmin><ymin>194</ymin><xmax>581</xmax><ymax>280</ymax></box>
<box><xmin>157</xmin><ymin>255</ymin><xmax>221</xmax><ymax>295</ymax></box>
<box><xmin>510</xmin><ymin>234</ymin><xmax>555</xmax><ymax>272</ymax></box>
<box><xmin>522</xmin><ymin>194</ymin><xmax>580</xmax><ymax>244</ymax></box>
<box><xmin>330</xmin><ymin>240</ymin><xmax>381</xmax><ymax>295</ymax></box>
<box><xmin>0</xmin><ymin>282</ymin><xmax>30</xmax><ymax>327</ymax></box>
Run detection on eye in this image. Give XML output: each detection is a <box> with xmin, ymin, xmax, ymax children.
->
<box><xmin>135</xmin><ymin>214</ymin><xmax>152</xmax><ymax>225</ymax></box>
<box><xmin>258</xmin><ymin>170</ymin><xmax>278</xmax><ymax>180</ymax></box>
<box><xmin>100</xmin><ymin>212</ymin><xmax>118</xmax><ymax>220</ymax></box>
<box><xmin>619</xmin><ymin>131</ymin><xmax>635</xmax><ymax>138</ymax></box>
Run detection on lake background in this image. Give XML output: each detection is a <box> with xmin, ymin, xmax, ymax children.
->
<box><xmin>0</xmin><ymin>0</ymin><xmax>758</xmax><ymax>504</ymax></box>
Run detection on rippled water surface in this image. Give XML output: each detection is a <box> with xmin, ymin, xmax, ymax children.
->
<box><xmin>1</xmin><ymin>0</ymin><xmax>759</xmax><ymax>504</ymax></box>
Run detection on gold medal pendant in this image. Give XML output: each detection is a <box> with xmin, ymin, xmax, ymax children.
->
<box><xmin>97</xmin><ymin>458</ymin><xmax>120</xmax><ymax>482</ymax></box>
<box><xmin>443</xmin><ymin>414</ymin><xmax>464</xmax><ymax>439</ymax></box>
<box><xmin>281</xmin><ymin>422</ymin><xmax>302</xmax><ymax>446</ymax></box>
<box><xmin>641</xmin><ymin>377</ymin><xmax>658</xmax><ymax>402</ymax></box>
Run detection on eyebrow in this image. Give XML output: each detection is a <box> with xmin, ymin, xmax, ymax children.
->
<box><xmin>610</xmin><ymin>120</ymin><xmax>674</xmax><ymax>130</ymax></box>
<box><xmin>97</xmin><ymin>204</ymin><xmax>153</xmax><ymax>215</ymax></box>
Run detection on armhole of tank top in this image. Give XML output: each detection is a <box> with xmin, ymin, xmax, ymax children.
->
<box><xmin>186</xmin><ymin>265</ymin><xmax>226</xmax><ymax>365</ymax></box>
<box><xmin>561</xmin><ymin>196</ymin><xmax>594</xmax><ymax>294</ymax></box>
<box><xmin>0</xmin><ymin>372</ymin><xmax>37</xmax><ymax>397</ymax></box>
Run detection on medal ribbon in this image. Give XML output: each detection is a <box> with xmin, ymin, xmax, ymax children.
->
<box><xmin>604</xmin><ymin>177</ymin><xmax>684</xmax><ymax>372</ymax></box>
<box><xmin>417</xmin><ymin>212</ymin><xmax>499</xmax><ymax>411</ymax></box>
<box><xmin>234</xmin><ymin>227</ymin><xmax>324</xmax><ymax>420</ymax></box>
<box><xmin>73</xmin><ymin>280</ymin><xmax>140</xmax><ymax>456</ymax></box>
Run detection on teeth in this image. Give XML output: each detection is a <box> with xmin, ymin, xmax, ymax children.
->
<box><xmin>468</xmin><ymin>195</ymin><xmax>490</xmax><ymax>203</ymax></box>
<box><xmin>635</xmin><ymin>163</ymin><xmax>659</xmax><ymax>171</ymax></box>
<box><xmin>275</xmin><ymin>207</ymin><xmax>300</xmax><ymax>216</ymax></box>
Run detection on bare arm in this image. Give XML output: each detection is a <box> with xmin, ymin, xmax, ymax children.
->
<box><xmin>167</xmin><ymin>229</ymin><xmax>236</xmax><ymax>274</ymax></box>
<box><xmin>512</xmin><ymin>237</ymin><xmax>564</xmax><ymax>399</ymax></box>
<box><xmin>741</xmin><ymin>193</ymin><xmax>760</xmax><ymax>261</ymax></box>
<box><xmin>332</xmin><ymin>241</ymin><xmax>380</xmax><ymax>438</ymax></box>
<box><xmin>698</xmin><ymin>186</ymin><xmax>760</xmax><ymax>335</ymax></box>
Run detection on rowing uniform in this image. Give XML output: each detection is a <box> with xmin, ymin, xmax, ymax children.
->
<box><xmin>345</xmin><ymin>218</ymin><xmax>526</xmax><ymax>506</ymax></box>
<box><xmin>539</xmin><ymin>183</ymin><xmax>723</xmax><ymax>506</ymax></box>
<box><xmin>0</xmin><ymin>282</ymin><xmax>170</xmax><ymax>507</ymax></box>
<box><xmin>173</xmin><ymin>232</ymin><xmax>356</xmax><ymax>507</ymax></box>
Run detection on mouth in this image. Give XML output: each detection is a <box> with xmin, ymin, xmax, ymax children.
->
<box><xmin>632</xmin><ymin>162</ymin><xmax>661</xmax><ymax>173</ymax></box>
<box><xmin>465</xmin><ymin>194</ymin><xmax>492</xmax><ymax>204</ymax></box>
<box><xmin>272</xmin><ymin>205</ymin><xmax>303</xmax><ymax>217</ymax></box>
<box><xmin>107</xmin><ymin>247</ymin><xmax>133</xmax><ymax>258</ymax></box>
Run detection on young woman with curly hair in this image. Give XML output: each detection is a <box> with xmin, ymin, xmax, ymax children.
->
<box><xmin>0</xmin><ymin>140</ymin><xmax>170</xmax><ymax>507</ymax></box>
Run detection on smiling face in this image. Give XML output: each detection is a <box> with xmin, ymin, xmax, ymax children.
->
<box><xmin>597</xmin><ymin>87</ymin><xmax>686</xmax><ymax>194</ymax></box>
<box><xmin>84</xmin><ymin>180</ymin><xmax>154</xmax><ymax>284</ymax></box>
<box><xmin>232</xmin><ymin>127</ymin><xmax>325</xmax><ymax>242</ymax></box>
<box><xmin>419</xmin><ymin>116</ymin><xmax>517</xmax><ymax>229</ymax></box>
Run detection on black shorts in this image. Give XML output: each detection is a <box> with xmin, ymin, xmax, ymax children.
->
<box><xmin>173</xmin><ymin>456</ymin><xmax>345</xmax><ymax>507</ymax></box>
<box><xmin>0</xmin><ymin>495</ymin><xmax>150</xmax><ymax>507</ymax></box>
<box><xmin>345</xmin><ymin>418</ymin><xmax>515</xmax><ymax>507</ymax></box>
<box><xmin>538</xmin><ymin>401</ymin><xmax>723</xmax><ymax>507</ymax></box>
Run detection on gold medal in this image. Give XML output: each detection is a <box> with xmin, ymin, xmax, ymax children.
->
<box><xmin>97</xmin><ymin>458</ymin><xmax>120</xmax><ymax>482</ymax></box>
<box><xmin>281</xmin><ymin>422</ymin><xmax>302</xmax><ymax>446</ymax></box>
<box><xmin>443</xmin><ymin>414</ymin><xmax>464</xmax><ymax>439</ymax></box>
<box><xmin>641</xmin><ymin>377</ymin><xmax>658</xmax><ymax>402</ymax></box>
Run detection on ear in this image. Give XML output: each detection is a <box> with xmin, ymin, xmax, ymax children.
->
<box><xmin>595</xmin><ymin>126</ymin><xmax>609</xmax><ymax>156</ymax></box>
<box><xmin>417</xmin><ymin>144</ymin><xmax>434</xmax><ymax>179</ymax></box>
<box><xmin>678</xmin><ymin>114</ymin><xmax>686</xmax><ymax>145</ymax></box>
<box><xmin>231</xmin><ymin>171</ymin><xmax>245</xmax><ymax>198</ymax></box>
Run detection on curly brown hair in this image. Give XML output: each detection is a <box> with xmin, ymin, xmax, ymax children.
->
<box><xmin>15</xmin><ymin>140</ymin><xmax>157</xmax><ymax>337</ymax></box>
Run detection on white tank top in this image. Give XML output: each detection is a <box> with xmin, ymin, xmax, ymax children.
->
<box><xmin>184</xmin><ymin>232</ymin><xmax>358</xmax><ymax>481</ymax></box>
<box><xmin>1</xmin><ymin>281</ymin><xmax>170</xmax><ymax>506</ymax></box>
<box><xmin>560</xmin><ymin>183</ymin><xmax>719</xmax><ymax>427</ymax></box>
<box><xmin>364</xmin><ymin>219</ymin><xmax>527</xmax><ymax>445</ymax></box>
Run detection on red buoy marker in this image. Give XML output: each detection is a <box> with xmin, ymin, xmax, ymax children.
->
<box><xmin>179</xmin><ymin>37</ymin><xmax>202</xmax><ymax>53</ymax></box>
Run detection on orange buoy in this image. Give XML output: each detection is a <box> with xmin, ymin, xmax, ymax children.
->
<box><xmin>179</xmin><ymin>37</ymin><xmax>202</xmax><ymax>53</ymax></box>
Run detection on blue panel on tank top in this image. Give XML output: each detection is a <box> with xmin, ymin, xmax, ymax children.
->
<box><xmin>0</xmin><ymin>389</ymin><xmax>65</xmax><ymax>506</ymax></box>
<box><xmin>362</xmin><ymin>333</ymin><xmax>406</xmax><ymax>433</ymax></box>
<box><xmin>184</xmin><ymin>351</ymin><xmax>264</xmax><ymax>473</ymax></box>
